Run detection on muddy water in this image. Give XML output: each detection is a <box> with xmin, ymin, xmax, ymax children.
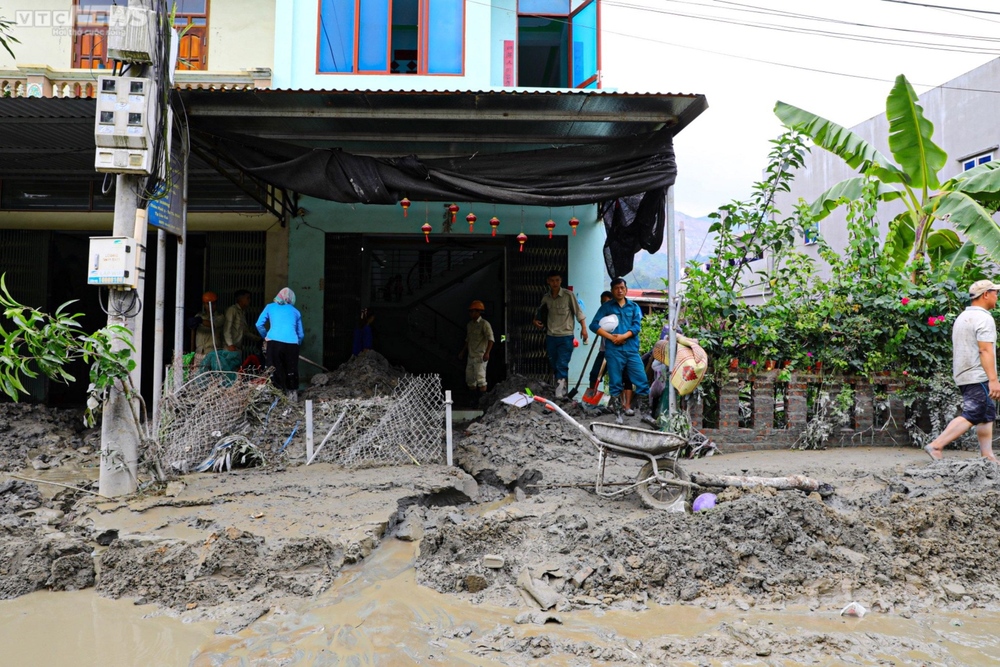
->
<box><xmin>193</xmin><ymin>539</ymin><xmax>1000</xmax><ymax>666</ymax></box>
<box><xmin>3</xmin><ymin>538</ymin><xmax>1000</xmax><ymax>665</ymax></box>
<box><xmin>0</xmin><ymin>590</ymin><xmax>215</xmax><ymax>666</ymax></box>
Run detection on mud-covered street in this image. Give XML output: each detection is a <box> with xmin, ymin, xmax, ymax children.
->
<box><xmin>3</xmin><ymin>355</ymin><xmax>1000</xmax><ymax>664</ymax></box>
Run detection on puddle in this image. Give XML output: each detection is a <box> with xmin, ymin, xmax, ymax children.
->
<box><xmin>0</xmin><ymin>589</ymin><xmax>215</xmax><ymax>667</ymax></box>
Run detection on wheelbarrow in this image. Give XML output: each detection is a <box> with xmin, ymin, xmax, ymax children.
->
<box><xmin>531</xmin><ymin>395</ymin><xmax>698</xmax><ymax>510</ymax></box>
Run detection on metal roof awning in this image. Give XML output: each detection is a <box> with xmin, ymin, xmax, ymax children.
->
<box><xmin>178</xmin><ymin>88</ymin><xmax>707</xmax><ymax>159</ymax></box>
<box><xmin>0</xmin><ymin>88</ymin><xmax>706</xmax><ymax>178</ymax></box>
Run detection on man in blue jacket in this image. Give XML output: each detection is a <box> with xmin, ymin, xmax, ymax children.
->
<box><xmin>589</xmin><ymin>277</ymin><xmax>654</xmax><ymax>426</ymax></box>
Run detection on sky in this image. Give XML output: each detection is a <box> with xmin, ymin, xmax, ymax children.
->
<box><xmin>598</xmin><ymin>0</ymin><xmax>1000</xmax><ymax>217</ymax></box>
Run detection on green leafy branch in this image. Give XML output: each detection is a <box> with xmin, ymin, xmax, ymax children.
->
<box><xmin>0</xmin><ymin>274</ymin><xmax>145</xmax><ymax>431</ymax></box>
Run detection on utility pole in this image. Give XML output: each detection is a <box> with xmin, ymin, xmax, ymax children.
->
<box><xmin>99</xmin><ymin>0</ymin><xmax>160</xmax><ymax>497</ymax></box>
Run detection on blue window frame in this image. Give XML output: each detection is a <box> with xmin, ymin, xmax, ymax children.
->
<box><xmin>517</xmin><ymin>0</ymin><xmax>599</xmax><ymax>89</ymax></box>
<box><xmin>963</xmin><ymin>152</ymin><xmax>993</xmax><ymax>171</ymax></box>
<box><xmin>319</xmin><ymin>0</ymin><xmax>465</xmax><ymax>75</ymax></box>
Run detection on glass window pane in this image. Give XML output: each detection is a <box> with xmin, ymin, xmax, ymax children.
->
<box><xmin>1</xmin><ymin>180</ymin><xmax>91</xmax><ymax>210</ymax></box>
<box><xmin>427</xmin><ymin>0</ymin><xmax>463</xmax><ymax>74</ymax></box>
<box><xmin>175</xmin><ymin>0</ymin><xmax>207</xmax><ymax>14</ymax></box>
<box><xmin>964</xmin><ymin>159</ymin><xmax>976</xmax><ymax>171</ymax></box>
<box><xmin>319</xmin><ymin>0</ymin><xmax>356</xmax><ymax>72</ymax></box>
<box><xmin>517</xmin><ymin>17</ymin><xmax>568</xmax><ymax>87</ymax></box>
<box><xmin>980</xmin><ymin>155</ymin><xmax>992</xmax><ymax>165</ymax></box>
<box><xmin>358</xmin><ymin>0</ymin><xmax>390</xmax><ymax>71</ymax></box>
<box><xmin>519</xmin><ymin>0</ymin><xmax>570</xmax><ymax>15</ymax></box>
<box><xmin>571</xmin><ymin>0</ymin><xmax>597</xmax><ymax>87</ymax></box>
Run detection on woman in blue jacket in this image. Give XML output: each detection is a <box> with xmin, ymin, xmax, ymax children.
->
<box><xmin>256</xmin><ymin>287</ymin><xmax>305</xmax><ymax>399</ymax></box>
<box><xmin>589</xmin><ymin>277</ymin><xmax>654</xmax><ymax>426</ymax></box>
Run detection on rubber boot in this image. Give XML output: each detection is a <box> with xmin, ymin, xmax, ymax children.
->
<box><xmin>555</xmin><ymin>378</ymin><xmax>567</xmax><ymax>399</ymax></box>
<box><xmin>609</xmin><ymin>394</ymin><xmax>624</xmax><ymax>425</ymax></box>
<box><xmin>637</xmin><ymin>395</ymin><xmax>656</xmax><ymax>426</ymax></box>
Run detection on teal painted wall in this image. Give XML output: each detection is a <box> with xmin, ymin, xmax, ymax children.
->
<box><xmin>287</xmin><ymin>198</ymin><xmax>607</xmax><ymax>387</ymax></box>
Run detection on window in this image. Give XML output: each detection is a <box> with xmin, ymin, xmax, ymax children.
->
<box><xmin>962</xmin><ymin>152</ymin><xmax>993</xmax><ymax>171</ymax></box>
<box><xmin>517</xmin><ymin>0</ymin><xmax>599</xmax><ymax>88</ymax></box>
<box><xmin>73</xmin><ymin>1</ymin><xmax>113</xmax><ymax>69</ymax></box>
<box><xmin>803</xmin><ymin>219</ymin><xmax>819</xmax><ymax>245</ymax></box>
<box><xmin>319</xmin><ymin>0</ymin><xmax>465</xmax><ymax>75</ymax></box>
<box><xmin>174</xmin><ymin>0</ymin><xmax>210</xmax><ymax>71</ymax></box>
<box><xmin>73</xmin><ymin>0</ymin><xmax>209</xmax><ymax>71</ymax></box>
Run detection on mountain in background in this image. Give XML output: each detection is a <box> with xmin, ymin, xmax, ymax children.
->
<box><xmin>623</xmin><ymin>211</ymin><xmax>716</xmax><ymax>291</ymax></box>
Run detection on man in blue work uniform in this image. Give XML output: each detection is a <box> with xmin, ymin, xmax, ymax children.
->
<box><xmin>589</xmin><ymin>277</ymin><xmax>654</xmax><ymax>426</ymax></box>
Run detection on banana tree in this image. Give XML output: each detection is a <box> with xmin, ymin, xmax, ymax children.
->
<box><xmin>775</xmin><ymin>74</ymin><xmax>1000</xmax><ymax>279</ymax></box>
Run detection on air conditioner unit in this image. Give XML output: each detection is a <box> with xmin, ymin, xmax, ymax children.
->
<box><xmin>107</xmin><ymin>7</ymin><xmax>157</xmax><ymax>64</ymax></box>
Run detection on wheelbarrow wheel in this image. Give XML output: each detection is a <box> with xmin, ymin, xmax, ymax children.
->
<box><xmin>636</xmin><ymin>459</ymin><xmax>689</xmax><ymax>510</ymax></box>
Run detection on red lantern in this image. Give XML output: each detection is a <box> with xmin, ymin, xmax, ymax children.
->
<box><xmin>400</xmin><ymin>198</ymin><xmax>411</xmax><ymax>217</ymax></box>
<box><xmin>489</xmin><ymin>216</ymin><xmax>500</xmax><ymax>237</ymax></box>
<box><xmin>448</xmin><ymin>203</ymin><xmax>460</xmax><ymax>224</ymax></box>
<box><xmin>516</xmin><ymin>232</ymin><xmax>527</xmax><ymax>252</ymax></box>
<box><xmin>421</xmin><ymin>222</ymin><xmax>432</xmax><ymax>243</ymax></box>
<box><xmin>568</xmin><ymin>216</ymin><xmax>580</xmax><ymax>236</ymax></box>
<box><xmin>466</xmin><ymin>212</ymin><xmax>477</xmax><ymax>233</ymax></box>
<box><xmin>545</xmin><ymin>219</ymin><xmax>556</xmax><ymax>239</ymax></box>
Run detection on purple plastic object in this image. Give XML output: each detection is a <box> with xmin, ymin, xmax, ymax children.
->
<box><xmin>692</xmin><ymin>493</ymin><xmax>717</xmax><ymax>512</ymax></box>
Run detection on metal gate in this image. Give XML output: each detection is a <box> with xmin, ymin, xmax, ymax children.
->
<box><xmin>206</xmin><ymin>232</ymin><xmax>266</xmax><ymax>354</ymax></box>
<box><xmin>505</xmin><ymin>236</ymin><xmax>568</xmax><ymax>379</ymax></box>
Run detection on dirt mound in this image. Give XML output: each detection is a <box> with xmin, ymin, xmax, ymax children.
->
<box><xmin>420</xmin><ymin>442</ymin><xmax>1000</xmax><ymax>616</ymax></box>
<box><xmin>97</xmin><ymin>528</ymin><xmax>347</xmax><ymax>616</ymax></box>
<box><xmin>303</xmin><ymin>351</ymin><xmax>405</xmax><ymax>401</ymax></box>
<box><xmin>0</xmin><ymin>480</ymin><xmax>95</xmax><ymax>599</ymax></box>
<box><xmin>0</xmin><ymin>404</ymin><xmax>91</xmax><ymax>472</ymax></box>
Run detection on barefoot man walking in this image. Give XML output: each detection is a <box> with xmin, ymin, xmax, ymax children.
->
<box><xmin>926</xmin><ymin>280</ymin><xmax>1000</xmax><ymax>462</ymax></box>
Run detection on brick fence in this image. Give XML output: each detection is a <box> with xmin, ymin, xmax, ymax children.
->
<box><xmin>687</xmin><ymin>369</ymin><xmax>910</xmax><ymax>452</ymax></box>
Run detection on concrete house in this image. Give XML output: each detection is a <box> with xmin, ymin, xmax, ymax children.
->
<box><xmin>0</xmin><ymin>0</ymin><xmax>706</xmax><ymax>402</ymax></box>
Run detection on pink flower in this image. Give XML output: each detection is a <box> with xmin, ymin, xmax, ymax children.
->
<box><xmin>750</xmin><ymin>360</ymin><xmax>757</xmax><ymax>366</ymax></box>
<box><xmin>927</xmin><ymin>316</ymin><xmax>937</xmax><ymax>326</ymax></box>
<box><xmin>903</xmin><ymin>370</ymin><xmax>909</xmax><ymax>376</ymax></box>
<box><xmin>901</xmin><ymin>297</ymin><xmax>910</xmax><ymax>305</ymax></box>
<box><xmin>937</xmin><ymin>315</ymin><xmax>946</xmax><ymax>322</ymax></box>
<box><xmin>806</xmin><ymin>352</ymin><xmax>813</xmax><ymax>358</ymax></box>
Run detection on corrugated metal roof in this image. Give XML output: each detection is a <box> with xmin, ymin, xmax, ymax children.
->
<box><xmin>0</xmin><ymin>88</ymin><xmax>708</xmax><ymax>176</ymax></box>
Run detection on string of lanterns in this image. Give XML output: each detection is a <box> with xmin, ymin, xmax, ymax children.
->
<box><xmin>401</xmin><ymin>200</ymin><xmax>584</xmax><ymax>247</ymax></box>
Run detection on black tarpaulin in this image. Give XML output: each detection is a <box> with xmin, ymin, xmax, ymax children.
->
<box><xmin>192</xmin><ymin>127</ymin><xmax>677</xmax><ymax>277</ymax></box>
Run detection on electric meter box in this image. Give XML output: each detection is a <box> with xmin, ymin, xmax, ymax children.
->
<box><xmin>107</xmin><ymin>7</ymin><xmax>156</xmax><ymax>63</ymax></box>
<box><xmin>95</xmin><ymin>147</ymin><xmax>153</xmax><ymax>175</ymax></box>
<box><xmin>88</xmin><ymin>237</ymin><xmax>139</xmax><ymax>288</ymax></box>
<box><xmin>94</xmin><ymin>75</ymin><xmax>156</xmax><ymax>151</ymax></box>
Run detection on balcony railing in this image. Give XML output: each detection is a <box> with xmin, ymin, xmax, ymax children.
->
<box><xmin>0</xmin><ymin>65</ymin><xmax>271</xmax><ymax>99</ymax></box>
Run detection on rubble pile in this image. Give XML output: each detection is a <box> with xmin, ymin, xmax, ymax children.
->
<box><xmin>0</xmin><ymin>479</ymin><xmax>95</xmax><ymax>599</ymax></box>
<box><xmin>303</xmin><ymin>351</ymin><xmax>406</xmax><ymax>401</ymax></box>
<box><xmin>419</xmin><ymin>403</ymin><xmax>1000</xmax><ymax>618</ymax></box>
<box><xmin>0</xmin><ymin>403</ymin><xmax>92</xmax><ymax>472</ymax></box>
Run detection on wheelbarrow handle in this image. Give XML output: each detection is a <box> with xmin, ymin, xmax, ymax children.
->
<box><xmin>531</xmin><ymin>395</ymin><xmax>605</xmax><ymax>450</ymax></box>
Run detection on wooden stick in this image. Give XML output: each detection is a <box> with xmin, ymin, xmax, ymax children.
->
<box><xmin>6</xmin><ymin>473</ymin><xmax>107</xmax><ymax>498</ymax></box>
<box><xmin>690</xmin><ymin>472</ymin><xmax>829</xmax><ymax>493</ymax></box>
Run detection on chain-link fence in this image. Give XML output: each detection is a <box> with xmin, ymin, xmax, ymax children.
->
<box><xmin>309</xmin><ymin>374</ymin><xmax>445</xmax><ymax>467</ymax></box>
<box><xmin>155</xmin><ymin>370</ymin><xmax>285</xmax><ymax>476</ymax></box>
<box><xmin>152</xmin><ymin>371</ymin><xmax>446</xmax><ymax>476</ymax></box>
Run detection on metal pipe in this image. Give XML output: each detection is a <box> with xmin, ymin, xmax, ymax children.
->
<box><xmin>172</xmin><ymin>128</ymin><xmax>188</xmax><ymax>389</ymax></box>
<box><xmin>445</xmin><ymin>390</ymin><xmax>454</xmax><ymax>466</ymax></box>
<box><xmin>152</xmin><ymin>228</ymin><xmax>166</xmax><ymax>427</ymax></box>
<box><xmin>666</xmin><ymin>185</ymin><xmax>678</xmax><ymax>415</ymax></box>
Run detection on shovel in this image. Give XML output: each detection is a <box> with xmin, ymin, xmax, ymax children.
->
<box><xmin>567</xmin><ymin>338</ymin><xmax>598</xmax><ymax>399</ymax></box>
<box><xmin>582</xmin><ymin>358</ymin><xmax>606</xmax><ymax>406</ymax></box>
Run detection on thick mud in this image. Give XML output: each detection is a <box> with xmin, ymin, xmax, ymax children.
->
<box><xmin>4</xmin><ymin>364</ymin><xmax>1000</xmax><ymax>663</ymax></box>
